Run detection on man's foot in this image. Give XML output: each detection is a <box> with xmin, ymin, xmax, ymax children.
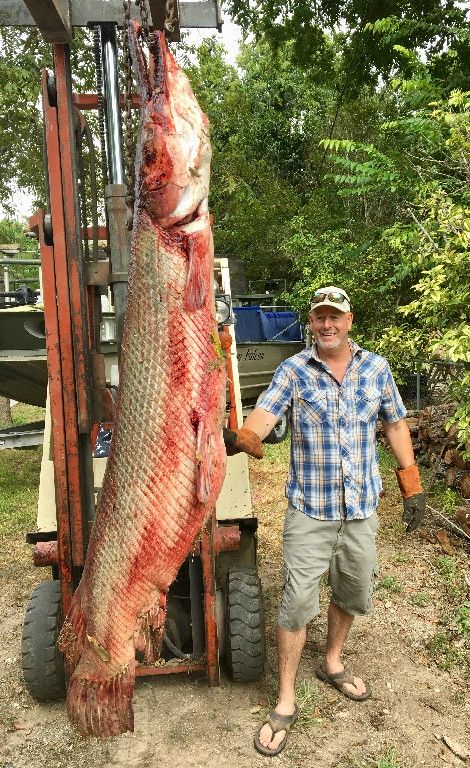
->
<box><xmin>316</xmin><ymin>664</ymin><xmax>371</xmax><ymax>701</ymax></box>
<box><xmin>254</xmin><ymin>704</ymin><xmax>298</xmax><ymax>756</ymax></box>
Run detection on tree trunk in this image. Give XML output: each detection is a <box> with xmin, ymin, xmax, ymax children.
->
<box><xmin>0</xmin><ymin>396</ymin><xmax>12</xmax><ymax>426</ymax></box>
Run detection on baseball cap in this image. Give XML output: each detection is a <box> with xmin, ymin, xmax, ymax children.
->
<box><xmin>309</xmin><ymin>286</ymin><xmax>351</xmax><ymax>313</ymax></box>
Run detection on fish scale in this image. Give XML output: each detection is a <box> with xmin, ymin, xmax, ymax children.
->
<box><xmin>58</xmin><ymin>26</ymin><xmax>226</xmax><ymax>736</ymax></box>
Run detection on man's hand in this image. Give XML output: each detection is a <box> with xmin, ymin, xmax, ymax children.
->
<box><xmin>223</xmin><ymin>427</ymin><xmax>264</xmax><ymax>459</ymax></box>
<box><xmin>395</xmin><ymin>463</ymin><xmax>426</xmax><ymax>533</ymax></box>
<box><xmin>402</xmin><ymin>493</ymin><xmax>427</xmax><ymax>533</ymax></box>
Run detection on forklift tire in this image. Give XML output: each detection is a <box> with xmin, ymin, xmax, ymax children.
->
<box><xmin>263</xmin><ymin>411</ymin><xmax>289</xmax><ymax>444</ymax></box>
<box><xmin>22</xmin><ymin>580</ymin><xmax>66</xmax><ymax>702</ymax></box>
<box><xmin>225</xmin><ymin>566</ymin><xmax>265</xmax><ymax>682</ymax></box>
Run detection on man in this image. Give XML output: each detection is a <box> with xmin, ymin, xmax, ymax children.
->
<box><xmin>226</xmin><ymin>285</ymin><xmax>426</xmax><ymax>757</ymax></box>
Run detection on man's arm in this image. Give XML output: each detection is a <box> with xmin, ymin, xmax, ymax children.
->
<box><xmin>223</xmin><ymin>408</ymin><xmax>278</xmax><ymax>459</ymax></box>
<box><xmin>243</xmin><ymin>407</ymin><xmax>279</xmax><ymax>442</ymax></box>
<box><xmin>380</xmin><ymin>418</ymin><xmax>414</xmax><ymax>468</ymax></box>
<box><xmin>380</xmin><ymin>418</ymin><xmax>426</xmax><ymax>533</ymax></box>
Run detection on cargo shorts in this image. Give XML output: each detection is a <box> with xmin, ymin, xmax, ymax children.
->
<box><xmin>278</xmin><ymin>504</ymin><xmax>380</xmax><ymax>631</ymax></box>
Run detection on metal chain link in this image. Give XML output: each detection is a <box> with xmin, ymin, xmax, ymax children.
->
<box><xmin>136</xmin><ymin>0</ymin><xmax>150</xmax><ymax>39</ymax></box>
<box><xmin>122</xmin><ymin>0</ymin><xmax>175</xmax><ymax>227</ymax></box>
<box><xmin>164</xmin><ymin>0</ymin><xmax>176</xmax><ymax>36</ymax></box>
<box><xmin>123</xmin><ymin>0</ymin><xmax>136</xmax><ymax>229</ymax></box>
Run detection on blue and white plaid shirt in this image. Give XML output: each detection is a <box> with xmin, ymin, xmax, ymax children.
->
<box><xmin>257</xmin><ymin>340</ymin><xmax>406</xmax><ymax>520</ymax></box>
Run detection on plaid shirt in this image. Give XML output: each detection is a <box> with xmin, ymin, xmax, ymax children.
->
<box><xmin>257</xmin><ymin>340</ymin><xmax>406</xmax><ymax>520</ymax></box>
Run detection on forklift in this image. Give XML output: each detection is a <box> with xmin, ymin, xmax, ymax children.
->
<box><xmin>0</xmin><ymin>0</ymin><xmax>265</xmax><ymax>704</ymax></box>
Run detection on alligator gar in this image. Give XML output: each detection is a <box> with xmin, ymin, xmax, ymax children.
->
<box><xmin>58</xmin><ymin>23</ymin><xmax>226</xmax><ymax>737</ymax></box>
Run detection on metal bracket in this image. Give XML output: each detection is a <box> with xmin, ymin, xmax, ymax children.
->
<box><xmin>0</xmin><ymin>1</ymin><xmax>223</xmax><ymax>35</ymax></box>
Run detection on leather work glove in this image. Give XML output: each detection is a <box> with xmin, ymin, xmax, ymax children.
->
<box><xmin>395</xmin><ymin>463</ymin><xmax>427</xmax><ymax>533</ymax></box>
<box><xmin>223</xmin><ymin>427</ymin><xmax>264</xmax><ymax>459</ymax></box>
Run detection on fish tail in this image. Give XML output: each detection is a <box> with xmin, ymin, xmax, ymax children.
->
<box><xmin>58</xmin><ymin>592</ymin><xmax>87</xmax><ymax>674</ymax></box>
<box><xmin>66</xmin><ymin>662</ymin><xmax>135</xmax><ymax>737</ymax></box>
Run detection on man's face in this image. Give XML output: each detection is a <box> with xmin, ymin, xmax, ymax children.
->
<box><xmin>308</xmin><ymin>306</ymin><xmax>353</xmax><ymax>351</ymax></box>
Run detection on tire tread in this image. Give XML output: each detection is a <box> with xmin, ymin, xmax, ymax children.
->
<box><xmin>225</xmin><ymin>567</ymin><xmax>265</xmax><ymax>682</ymax></box>
<box><xmin>21</xmin><ymin>580</ymin><xmax>66</xmax><ymax>702</ymax></box>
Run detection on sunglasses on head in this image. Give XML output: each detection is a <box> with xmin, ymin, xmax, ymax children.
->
<box><xmin>311</xmin><ymin>291</ymin><xmax>349</xmax><ymax>305</ymax></box>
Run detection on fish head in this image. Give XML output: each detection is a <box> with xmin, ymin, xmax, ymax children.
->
<box><xmin>129</xmin><ymin>24</ymin><xmax>211</xmax><ymax>228</ymax></box>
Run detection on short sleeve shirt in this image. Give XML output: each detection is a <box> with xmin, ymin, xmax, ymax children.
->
<box><xmin>256</xmin><ymin>340</ymin><xmax>406</xmax><ymax>520</ymax></box>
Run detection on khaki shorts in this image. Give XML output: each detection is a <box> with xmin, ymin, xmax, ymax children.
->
<box><xmin>278</xmin><ymin>504</ymin><xmax>380</xmax><ymax>631</ymax></box>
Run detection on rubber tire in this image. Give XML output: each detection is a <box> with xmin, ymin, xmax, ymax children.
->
<box><xmin>263</xmin><ymin>411</ymin><xmax>289</xmax><ymax>444</ymax></box>
<box><xmin>225</xmin><ymin>566</ymin><xmax>265</xmax><ymax>682</ymax></box>
<box><xmin>22</xmin><ymin>580</ymin><xmax>66</xmax><ymax>701</ymax></box>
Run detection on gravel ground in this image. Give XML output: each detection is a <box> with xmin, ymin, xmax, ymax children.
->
<box><xmin>0</xmin><ymin>446</ymin><xmax>469</xmax><ymax>768</ymax></box>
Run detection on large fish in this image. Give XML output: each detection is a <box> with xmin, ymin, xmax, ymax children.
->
<box><xmin>58</xmin><ymin>22</ymin><xmax>227</xmax><ymax>737</ymax></box>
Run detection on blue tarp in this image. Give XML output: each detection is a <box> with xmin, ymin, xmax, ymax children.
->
<box><xmin>233</xmin><ymin>306</ymin><xmax>303</xmax><ymax>343</ymax></box>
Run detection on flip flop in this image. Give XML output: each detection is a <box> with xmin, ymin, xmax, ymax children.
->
<box><xmin>315</xmin><ymin>667</ymin><xmax>371</xmax><ymax>701</ymax></box>
<box><xmin>253</xmin><ymin>704</ymin><xmax>299</xmax><ymax>757</ymax></box>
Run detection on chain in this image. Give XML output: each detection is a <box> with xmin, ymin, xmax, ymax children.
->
<box><xmin>164</xmin><ymin>0</ymin><xmax>176</xmax><ymax>36</ymax></box>
<box><xmin>123</xmin><ymin>0</ymin><xmax>136</xmax><ymax>229</ymax></box>
<box><xmin>136</xmin><ymin>0</ymin><xmax>150</xmax><ymax>39</ymax></box>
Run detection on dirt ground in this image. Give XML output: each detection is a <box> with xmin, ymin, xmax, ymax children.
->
<box><xmin>0</xmin><ymin>450</ymin><xmax>469</xmax><ymax>768</ymax></box>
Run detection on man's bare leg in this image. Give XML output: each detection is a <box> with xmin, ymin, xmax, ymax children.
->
<box><xmin>322</xmin><ymin>601</ymin><xmax>367</xmax><ymax>695</ymax></box>
<box><xmin>258</xmin><ymin>625</ymin><xmax>305</xmax><ymax>751</ymax></box>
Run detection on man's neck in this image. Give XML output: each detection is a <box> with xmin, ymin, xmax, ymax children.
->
<box><xmin>315</xmin><ymin>339</ymin><xmax>351</xmax><ymax>367</ymax></box>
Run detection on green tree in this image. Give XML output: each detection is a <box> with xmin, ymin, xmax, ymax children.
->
<box><xmin>322</xmin><ymin>84</ymin><xmax>470</xmax><ymax>448</ymax></box>
<box><xmin>0</xmin><ymin>28</ymin><xmax>98</xmax><ymax>214</ymax></box>
<box><xmin>226</xmin><ymin>0</ymin><xmax>470</xmax><ymax>91</ymax></box>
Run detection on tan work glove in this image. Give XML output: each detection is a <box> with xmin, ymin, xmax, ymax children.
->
<box><xmin>395</xmin><ymin>463</ymin><xmax>427</xmax><ymax>533</ymax></box>
<box><xmin>223</xmin><ymin>427</ymin><xmax>264</xmax><ymax>459</ymax></box>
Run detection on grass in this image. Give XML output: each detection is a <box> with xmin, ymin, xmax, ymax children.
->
<box><xmin>411</xmin><ymin>592</ymin><xmax>431</xmax><ymax>608</ymax></box>
<box><xmin>434</xmin><ymin>555</ymin><xmax>466</xmax><ymax>600</ymax></box>
<box><xmin>263</xmin><ymin>436</ymin><xmax>291</xmax><ymax>465</ymax></box>
<box><xmin>0</xmin><ymin>402</ymin><xmax>46</xmax><ymax>429</ymax></box>
<box><xmin>341</xmin><ymin>748</ymin><xmax>402</xmax><ymax>768</ymax></box>
<box><xmin>375</xmin><ymin>575</ymin><xmax>402</xmax><ymax>602</ymax></box>
<box><xmin>426</xmin><ymin>555</ymin><xmax>470</xmax><ymax>677</ymax></box>
<box><xmin>376</xmin><ymin>576</ymin><xmax>402</xmax><ymax>593</ymax></box>
<box><xmin>391</xmin><ymin>551</ymin><xmax>410</xmax><ymax>564</ymax></box>
<box><xmin>294</xmin><ymin>679</ymin><xmax>323</xmax><ymax>730</ymax></box>
<box><xmin>10</xmin><ymin>402</ymin><xmax>45</xmax><ymax>426</ymax></box>
<box><xmin>0</xmin><ymin>446</ymin><xmax>41</xmax><ymax>537</ymax></box>
<box><xmin>0</xmin><ymin>403</ymin><xmax>44</xmax><ymax>538</ymax></box>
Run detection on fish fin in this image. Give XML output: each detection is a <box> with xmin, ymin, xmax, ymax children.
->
<box><xmin>58</xmin><ymin>590</ymin><xmax>87</xmax><ymax>675</ymax></box>
<box><xmin>196</xmin><ymin>418</ymin><xmax>214</xmax><ymax>504</ymax></box>
<box><xmin>185</xmin><ymin>233</ymin><xmax>209</xmax><ymax>311</ymax></box>
<box><xmin>134</xmin><ymin>592</ymin><xmax>167</xmax><ymax>663</ymax></box>
<box><xmin>66</xmin><ymin>660</ymin><xmax>135</xmax><ymax>737</ymax></box>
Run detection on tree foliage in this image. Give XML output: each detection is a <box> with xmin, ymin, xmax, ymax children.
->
<box><xmin>0</xmin><ymin>7</ymin><xmax>468</xmax><ymax>445</ymax></box>
<box><xmin>323</xmin><ymin>86</ymin><xmax>470</xmax><ymax>450</ymax></box>
<box><xmin>0</xmin><ymin>28</ymin><xmax>97</xmax><ymax>214</ymax></box>
<box><xmin>225</xmin><ymin>0</ymin><xmax>470</xmax><ymax>92</ymax></box>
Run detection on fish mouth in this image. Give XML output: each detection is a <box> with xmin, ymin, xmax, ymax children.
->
<box><xmin>128</xmin><ymin>22</ymin><xmax>211</xmax><ymax>226</ymax></box>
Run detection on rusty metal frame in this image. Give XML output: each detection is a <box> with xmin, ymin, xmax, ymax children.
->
<box><xmin>200</xmin><ymin>511</ymin><xmax>219</xmax><ymax>686</ymax></box>
<box><xmin>38</xmin><ymin>67</ymin><xmax>85</xmax><ymax>570</ymax></box>
<box><xmin>29</xmin><ymin>208</ymin><xmax>74</xmax><ymax>615</ymax></box>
